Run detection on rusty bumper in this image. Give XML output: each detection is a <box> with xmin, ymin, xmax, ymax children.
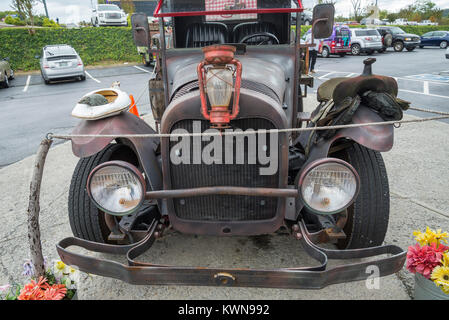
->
<box><xmin>56</xmin><ymin>220</ymin><xmax>405</xmax><ymax>289</ymax></box>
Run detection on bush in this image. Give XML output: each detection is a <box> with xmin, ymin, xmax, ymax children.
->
<box><xmin>0</xmin><ymin>27</ymin><xmax>141</xmax><ymax>71</ymax></box>
<box><xmin>4</xmin><ymin>15</ymin><xmax>25</xmax><ymax>26</ymax></box>
<box><xmin>42</xmin><ymin>18</ymin><xmax>60</xmax><ymax>28</ymax></box>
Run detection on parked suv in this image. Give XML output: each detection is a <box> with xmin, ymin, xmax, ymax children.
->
<box><xmin>376</xmin><ymin>26</ymin><xmax>421</xmax><ymax>52</ymax></box>
<box><xmin>91</xmin><ymin>4</ymin><xmax>127</xmax><ymax>27</ymax></box>
<box><xmin>38</xmin><ymin>45</ymin><xmax>85</xmax><ymax>84</ymax></box>
<box><xmin>0</xmin><ymin>57</ymin><xmax>14</xmax><ymax>88</ymax></box>
<box><xmin>350</xmin><ymin>28</ymin><xmax>383</xmax><ymax>55</ymax></box>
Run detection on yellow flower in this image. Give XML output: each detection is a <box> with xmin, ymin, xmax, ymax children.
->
<box><xmin>442</xmin><ymin>253</ymin><xmax>449</xmax><ymax>267</ymax></box>
<box><xmin>55</xmin><ymin>261</ymin><xmax>66</xmax><ymax>272</ymax></box>
<box><xmin>414</xmin><ymin>227</ymin><xmax>449</xmax><ymax>246</ymax></box>
<box><xmin>431</xmin><ymin>266</ymin><xmax>449</xmax><ymax>295</ymax></box>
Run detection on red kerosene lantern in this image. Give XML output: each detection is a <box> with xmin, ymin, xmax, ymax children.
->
<box><xmin>197</xmin><ymin>45</ymin><xmax>242</xmax><ymax>129</ymax></box>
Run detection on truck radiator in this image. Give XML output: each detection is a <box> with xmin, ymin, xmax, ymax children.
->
<box><xmin>169</xmin><ymin>118</ymin><xmax>279</xmax><ymax>221</ymax></box>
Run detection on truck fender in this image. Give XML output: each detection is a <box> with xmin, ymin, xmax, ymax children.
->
<box><xmin>71</xmin><ymin>112</ymin><xmax>162</xmax><ymax>194</ymax></box>
<box><xmin>301</xmin><ymin>106</ymin><xmax>394</xmax><ymax>165</ymax></box>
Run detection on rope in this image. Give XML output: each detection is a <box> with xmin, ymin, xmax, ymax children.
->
<box><xmin>48</xmin><ymin>107</ymin><xmax>449</xmax><ymax>140</ymax></box>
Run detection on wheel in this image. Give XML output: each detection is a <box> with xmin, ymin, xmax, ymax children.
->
<box><xmin>9</xmin><ymin>69</ymin><xmax>14</xmax><ymax>80</ymax></box>
<box><xmin>351</xmin><ymin>44</ymin><xmax>361</xmax><ymax>55</ymax></box>
<box><xmin>80</xmin><ymin>74</ymin><xmax>86</xmax><ymax>81</ymax></box>
<box><xmin>393</xmin><ymin>41</ymin><xmax>404</xmax><ymax>52</ymax></box>
<box><xmin>338</xmin><ymin>53</ymin><xmax>346</xmax><ymax>57</ymax></box>
<box><xmin>366</xmin><ymin>50</ymin><xmax>374</xmax><ymax>55</ymax></box>
<box><xmin>44</xmin><ymin>79</ymin><xmax>50</xmax><ymax>85</ymax></box>
<box><xmin>406</xmin><ymin>47</ymin><xmax>415</xmax><ymax>52</ymax></box>
<box><xmin>2</xmin><ymin>72</ymin><xmax>10</xmax><ymax>88</ymax></box>
<box><xmin>377</xmin><ymin>48</ymin><xmax>385</xmax><ymax>53</ymax></box>
<box><xmin>321</xmin><ymin>47</ymin><xmax>330</xmax><ymax>58</ymax></box>
<box><xmin>68</xmin><ymin>143</ymin><xmax>156</xmax><ymax>243</ymax></box>
<box><xmin>95</xmin><ymin>18</ymin><xmax>99</xmax><ymax>27</ymax></box>
<box><xmin>419</xmin><ymin>45</ymin><xmax>424</xmax><ymax>48</ymax></box>
<box><xmin>334</xmin><ymin>143</ymin><xmax>390</xmax><ymax>249</ymax></box>
<box><xmin>440</xmin><ymin>41</ymin><xmax>448</xmax><ymax>49</ymax></box>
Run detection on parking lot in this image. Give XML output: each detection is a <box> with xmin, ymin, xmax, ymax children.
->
<box><xmin>1</xmin><ymin>46</ymin><xmax>448</xmax><ymax>168</ymax></box>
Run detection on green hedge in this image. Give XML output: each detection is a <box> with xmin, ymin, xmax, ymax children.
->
<box><xmin>297</xmin><ymin>25</ymin><xmax>449</xmax><ymax>37</ymax></box>
<box><xmin>0</xmin><ymin>27</ymin><xmax>141</xmax><ymax>71</ymax></box>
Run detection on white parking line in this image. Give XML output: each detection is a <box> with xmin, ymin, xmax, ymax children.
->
<box><xmin>400</xmin><ymin>89</ymin><xmax>449</xmax><ymax>99</ymax></box>
<box><xmin>23</xmin><ymin>75</ymin><xmax>31</xmax><ymax>92</ymax></box>
<box><xmin>134</xmin><ymin>66</ymin><xmax>151</xmax><ymax>73</ymax></box>
<box><xmin>424</xmin><ymin>81</ymin><xmax>429</xmax><ymax>95</ymax></box>
<box><xmin>85</xmin><ymin>71</ymin><xmax>101</xmax><ymax>83</ymax></box>
<box><xmin>319</xmin><ymin>72</ymin><xmax>336</xmax><ymax>80</ymax></box>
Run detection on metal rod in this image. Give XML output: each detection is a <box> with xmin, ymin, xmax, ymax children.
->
<box><xmin>145</xmin><ymin>187</ymin><xmax>299</xmax><ymax>199</ymax></box>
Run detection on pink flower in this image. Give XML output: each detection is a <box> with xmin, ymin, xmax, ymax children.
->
<box><xmin>0</xmin><ymin>284</ymin><xmax>11</xmax><ymax>292</ymax></box>
<box><xmin>407</xmin><ymin>243</ymin><xmax>445</xmax><ymax>278</ymax></box>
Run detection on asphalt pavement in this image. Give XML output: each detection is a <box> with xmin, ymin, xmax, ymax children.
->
<box><xmin>0</xmin><ymin>64</ymin><xmax>154</xmax><ymax>168</ymax></box>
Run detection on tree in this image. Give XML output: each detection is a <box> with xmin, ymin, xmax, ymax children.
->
<box><xmin>121</xmin><ymin>0</ymin><xmax>135</xmax><ymax>14</ymax></box>
<box><xmin>10</xmin><ymin>0</ymin><xmax>38</xmax><ymax>27</ymax></box>
<box><xmin>351</xmin><ymin>0</ymin><xmax>364</xmax><ymax>21</ymax></box>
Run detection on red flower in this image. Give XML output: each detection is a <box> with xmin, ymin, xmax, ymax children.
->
<box><xmin>17</xmin><ymin>276</ymin><xmax>67</xmax><ymax>300</ymax></box>
<box><xmin>407</xmin><ymin>243</ymin><xmax>445</xmax><ymax>279</ymax></box>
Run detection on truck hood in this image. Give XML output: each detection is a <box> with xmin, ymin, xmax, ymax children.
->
<box><xmin>171</xmin><ymin>57</ymin><xmax>286</xmax><ymax>104</ymax></box>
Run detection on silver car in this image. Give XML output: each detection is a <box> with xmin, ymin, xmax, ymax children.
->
<box><xmin>39</xmin><ymin>45</ymin><xmax>85</xmax><ymax>84</ymax></box>
<box><xmin>350</xmin><ymin>28</ymin><xmax>383</xmax><ymax>55</ymax></box>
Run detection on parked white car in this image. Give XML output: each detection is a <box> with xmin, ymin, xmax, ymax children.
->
<box><xmin>394</xmin><ymin>18</ymin><xmax>408</xmax><ymax>25</ymax></box>
<box><xmin>350</xmin><ymin>28</ymin><xmax>383</xmax><ymax>55</ymax></box>
<box><xmin>419</xmin><ymin>20</ymin><xmax>438</xmax><ymax>26</ymax></box>
<box><xmin>91</xmin><ymin>4</ymin><xmax>127</xmax><ymax>27</ymax></box>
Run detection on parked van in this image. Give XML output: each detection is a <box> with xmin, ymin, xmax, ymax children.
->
<box><xmin>319</xmin><ymin>24</ymin><xmax>352</xmax><ymax>58</ymax></box>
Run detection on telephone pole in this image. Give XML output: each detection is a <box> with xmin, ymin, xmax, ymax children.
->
<box><xmin>42</xmin><ymin>0</ymin><xmax>49</xmax><ymax>18</ymax></box>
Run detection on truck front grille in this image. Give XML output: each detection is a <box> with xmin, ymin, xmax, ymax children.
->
<box><xmin>168</xmin><ymin>118</ymin><xmax>279</xmax><ymax>221</ymax></box>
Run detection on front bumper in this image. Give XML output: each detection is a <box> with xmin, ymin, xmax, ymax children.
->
<box><xmin>57</xmin><ymin>219</ymin><xmax>406</xmax><ymax>289</ymax></box>
<box><xmin>404</xmin><ymin>41</ymin><xmax>421</xmax><ymax>48</ymax></box>
<box><xmin>99</xmin><ymin>19</ymin><xmax>127</xmax><ymax>26</ymax></box>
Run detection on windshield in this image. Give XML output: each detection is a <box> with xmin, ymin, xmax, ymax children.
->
<box><xmin>98</xmin><ymin>5</ymin><xmax>121</xmax><ymax>12</ymax></box>
<box><xmin>154</xmin><ymin>0</ymin><xmax>303</xmax><ymax>17</ymax></box>
<box><xmin>389</xmin><ymin>27</ymin><xmax>405</xmax><ymax>35</ymax></box>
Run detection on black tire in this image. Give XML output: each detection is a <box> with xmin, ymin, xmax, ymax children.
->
<box><xmin>351</xmin><ymin>44</ymin><xmax>361</xmax><ymax>55</ymax></box>
<box><xmin>406</xmin><ymin>47</ymin><xmax>415</xmax><ymax>52</ymax></box>
<box><xmin>377</xmin><ymin>48</ymin><xmax>386</xmax><ymax>53</ymax></box>
<box><xmin>440</xmin><ymin>41</ymin><xmax>448</xmax><ymax>49</ymax></box>
<box><xmin>419</xmin><ymin>45</ymin><xmax>424</xmax><ymax>48</ymax></box>
<box><xmin>2</xmin><ymin>73</ymin><xmax>10</xmax><ymax>88</ymax></box>
<box><xmin>9</xmin><ymin>69</ymin><xmax>14</xmax><ymax>80</ymax></box>
<box><xmin>80</xmin><ymin>74</ymin><xmax>86</xmax><ymax>81</ymax></box>
<box><xmin>393</xmin><ymin>41</ymin><xmax>404</xmax><ymax>52</ymax></box>
<box><xmin>335</xmin><ymin>143</ymin><xmax>390</xmax><ymax>249</ymax></box>
<box><xmin>68</xmin><ymin>143</ymin><xmax>143</xmax><ymax>243</ymax></box>
<box><xmin>366</xmin><ymin>50</ymin><xmax>374</xmax><ymax>55</ymax></box>
<box><xmin>321</xmin><ymin>47</ymin><xmax>330</xmax><ymax>58</ymax></box>
<box><xmin>339</xmin><ymin>53</ymin><xmax>346</xmax><ymax>57</ymax></box>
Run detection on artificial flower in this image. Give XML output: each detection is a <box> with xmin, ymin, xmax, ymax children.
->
<box><xmin>17</xmin><ymin>277</ymin><xmax>48</xmax><ymax>300</ymax></box>
<box><xmin>406</xmin><ymin>243</ymin><xmax>444</xmax><ymax>278</ymax></box>
<box><xmin>42</xmin><ymin>285</ymin><xmax>67</xmax><ymax>300</ymax></box>
<box><xmin>413</xmin><ymin>227</ymin><xmax>449</xmax><ymax>247</ymax></box>
<box><xmin>0</xmin><ymin>284</ymin><xmax>11</xmax><ymax>292</ymax></box>
<box><xmin>53</xmin><ymin>260</ymin><xmax>67</xmax><ymax>280</ymax></box>
<box><xmin>442</xmin><ymin>252</ymin><xmax>449</xmax><ymax>267</ymax></box>
<box><xmin>431</xmin><ymin>266</ymin><xmax>449</xmax><ymax>294</ymax></box>
<box><xmin>22</xmin><ymin>260</ymin><xmax>34</xmax><ymax>277</ymax></box>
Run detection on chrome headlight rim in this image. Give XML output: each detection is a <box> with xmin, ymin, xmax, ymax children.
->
<box><xmin>87</xmin><ymin>160</ymin><xmax>146</xmax><ymax>216</ymax></box>
<box><xmin>298</xmin><ymin>158</ymin><xmax>360</xmax><ymax>215</ymax></box>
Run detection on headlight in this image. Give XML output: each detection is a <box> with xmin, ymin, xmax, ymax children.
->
<box><xmin>87</xmin><ymin>161</ymin><xmax>146</xmax><ymax>216</ymax></box>
<box><xmin>299</xmin><ymin>158</ymin><xmax>360</xmax><ymax>215</ymax></box>
<box><xmin>206</xmin><ymin>67</ymin><xmax>234</xmax><ymax>107</ymax></box>
<box><xmin>404</xmin><ymin>37</ymin><xmax>411</xmax><ymax>41</ymax></box>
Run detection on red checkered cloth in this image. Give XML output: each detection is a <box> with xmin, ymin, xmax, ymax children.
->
<box><xmin>206</xmin><ymin>0</ymin><xmax>257</xmax><ymax>21</ymax></box>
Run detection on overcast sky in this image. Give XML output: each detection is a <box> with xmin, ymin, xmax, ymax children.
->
<box><xmin>0</xmin><ymin>0</ymin><xmax>448</xmax><ymax>23</ymax></box>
